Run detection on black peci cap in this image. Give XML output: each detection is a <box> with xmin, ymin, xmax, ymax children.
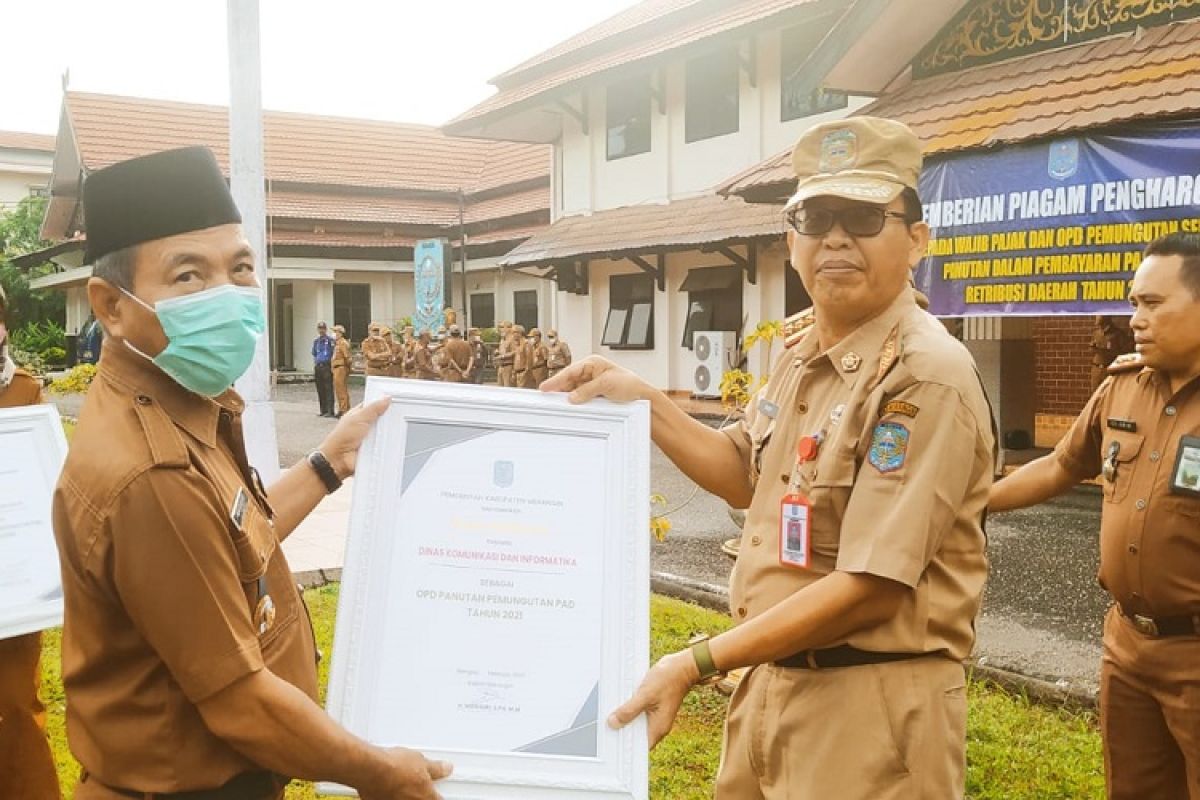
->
<box><xmin>83</xmin><ymin>146</ymin><xmax>242</xmax><ymax>264</ymax></box>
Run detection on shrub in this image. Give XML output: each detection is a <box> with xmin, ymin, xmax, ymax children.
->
<box><xmin>8</xmin><ymin>345</ymin><xmax>45</xmax><ymax>375</ymax></box>
<box><xmin>11</xmin><ymin>320</ymin><xmax>66</xmax><ymax>355</ymax></box>
<box><xmin>480</xmin><ymin>327</ymin><xmax>500</xmax><ymax>344</ymax></box>
<box><xmin>48</xmin><ymin>363</ymin><xmax>97</xmax><ymax>395</ymax></box>
<box><xmin>41</xmin><ymin>346</ymin><xmax>67</xmax><ymax>365</ymax></box>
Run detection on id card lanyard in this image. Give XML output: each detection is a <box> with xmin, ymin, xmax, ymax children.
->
<box><xmin>780</xmin><ymin>431</ymin><xmax>823</xmax><ymax>569</ymax></box>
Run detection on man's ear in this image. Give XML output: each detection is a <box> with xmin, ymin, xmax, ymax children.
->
<box><xmin>87</xmin><ymin>277</ymin><xmax>126</xmax><ymax>339</ymax></box>
<box><xmin>907</xmin><ymin>221</ymin><xmax>931</xmax><ymax>268</ymax></box>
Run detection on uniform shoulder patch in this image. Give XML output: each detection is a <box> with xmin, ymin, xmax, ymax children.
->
<box><xmin>868</xmin><ymin>421</ymin><xmax>910</xmax><ymax>474</ymax></box>
<box><xmin>1107</xmin><ymin>352</ymin><xmax>1144</xmax><ymax>375</ymax></box>
<box><xmin>881</xmin><ymin>399</ymin><xmax>919</xmax><ymax>418</ymax></box>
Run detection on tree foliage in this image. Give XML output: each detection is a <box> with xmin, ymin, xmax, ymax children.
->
<box><xmin>0</xmin><ymin>195</ymin><xmax>64</xmax><ymax>330</ymax></box>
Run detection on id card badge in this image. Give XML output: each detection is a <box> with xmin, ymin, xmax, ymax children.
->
<box><xmin>779</xmin><ymin>493</ymin><xmax>811</xmax><ymax>569</ymax></box>
<box><xmin>1171</xmin><ymin>435</ymin><xmax>1200</xmax><ymax>497</ymax></box>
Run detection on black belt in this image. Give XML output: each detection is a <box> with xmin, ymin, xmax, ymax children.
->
<box><xmin>95</xmin><ymin>771</ymin><xmax>282</xmax><ymax>800</ymax></box>
<box><xmin>776</xmin><ymin>644</ymin><xmax>927</xmax><ymax>670</ymax></box>
<box><xmin>1119</xmin><ymin>605</ymin><xmax>1200</xmax><ymax>637</ymax></box>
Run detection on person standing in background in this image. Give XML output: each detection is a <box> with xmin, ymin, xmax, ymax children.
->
<box><xmin>330</xmin><ymin>324</ymin><xmax>352</xmax><ymax>417</ymax></box>
<box><xmin>361</xmin><ymin>323</ymin><xmax>392</xmax><ymax>378</ymax></box>
<box><xmin>529</xmin><ymin>328</ymin><xmax>549</xmax><ymax>386</ymax></box>
<box><xmin>0</xmin><ymin>283</ymin><xmax>60</xmax><ymax>799</ymax></box>
<box><xmin>310</xmin><ymin>321</ymin><xmax>335</xmax><ymax>417</ymax></box>
<box><xmin>467</xmin><ymin>327</ymin><xmax>487</xmax><ymax>384</ymax></box>
<box><xmin>545</xmin><ymin>329</ymin><xmax>572</xmax><ymax>380</ymax></box>
<box><xmin>496</xmin><ymin>321</ymin><xmax>514</xmax><ymax>387</ymax></box>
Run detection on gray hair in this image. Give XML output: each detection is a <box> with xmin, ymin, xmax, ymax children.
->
<box><xmin>93</xmin><ymin>244</ymin><xmax>140</xmax><ymax>291</ymax></box>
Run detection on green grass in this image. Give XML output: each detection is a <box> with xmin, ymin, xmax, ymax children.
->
<box><xmin>41</xmin><ymin>589</ymin><xmax>1103</xmax><ymax>798</ymax></box>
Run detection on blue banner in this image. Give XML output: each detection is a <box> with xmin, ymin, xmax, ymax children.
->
<box><xmin>916</xmin><ymin>121</ymin><xmax>1200</xmax><ymax>316</ymax></box>
<box><xmin>413</xmin><ymin>239</ymin><xmax>450</xmax><ymax>334</ymax></box>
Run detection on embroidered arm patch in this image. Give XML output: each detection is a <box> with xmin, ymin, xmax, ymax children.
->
<box><xmin>868</xmin><ymin>421</ymin><xmax>910</xmax><ymax>473</ymax></box>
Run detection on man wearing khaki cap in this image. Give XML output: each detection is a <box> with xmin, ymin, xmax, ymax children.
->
<box><xmin>547</xmin><ymin>117</ymin><xmax>994</xmax><ymax>799</ymax></box>
<box><xmin>330</xmin><ymin>324</ymin><xmax>352</xmax><ymax>417</ymax></box>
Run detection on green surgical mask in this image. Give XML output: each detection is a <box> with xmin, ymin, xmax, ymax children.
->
<box><xmin>123</xmin><ymin>284</ymin><xmax>265</xmax><ymax>396</ymax></box>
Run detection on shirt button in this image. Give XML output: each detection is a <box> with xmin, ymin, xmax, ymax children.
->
<box><xmin>1128</xmin><ymin>544</ymin><xmax>1138</xmax><ymax>554</ymax></box>
<box><xmin>737</xmin><ymin>607</ymin><xmax>747</xmax><ymax>618</ymax></box>
<box><xmin>1150</xmin><ymin>451</ymin><xmax>1160</xmax><ymax>462</ymax></box>
<box><xmin>751</xmin><ymin>535</ymin><xmax>762</xmax><ymax>546</ymax></box>
<box><xmin>781</xmin><ymin>474</ymin><xmax>790</xmax><ymax>484</ymax></box>
<box><xmin>1166</xmin><ymin>406</ymin><xmax>1177</xmax><ymax>416</ymax></box>
<box><xmin>135</xmin><ymin>395</ymin><xmax>152</xmax><ymax>406</ymax></box>
<box><xmin>797</xmin><ymin>401</ymin><xmax>809</xmax><ymax>413</ymax></box>
<box><xmin>1135</xmin><ymin>499</ymin><xmax>1147</xmax><ymax>510</ymax></box>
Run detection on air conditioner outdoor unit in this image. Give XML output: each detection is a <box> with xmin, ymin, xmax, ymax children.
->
<box><xmin>691</xmin><ymin>331</ymin><xmax>738</xmax><ymax>399</ymax></box>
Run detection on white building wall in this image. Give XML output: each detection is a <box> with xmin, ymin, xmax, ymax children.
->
<box><xmin>557</xmin><ymin>29</ymin><xmax>870</xmax><ymax>219</ymax></box>
<box><xmin>0</xmin><ymin>147</ymin><xmax>52</xmax><ymax>209</ymax></box>
<box><xmin>571</xmin><ymin>243</ymin><xmax>791</xmax><ymax>393</ymax></box>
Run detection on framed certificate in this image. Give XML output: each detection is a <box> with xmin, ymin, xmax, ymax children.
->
<box><xmin>323</xmin><ymin>380</ymin><xmax>651</xmax><ymax>799</ymax></box>
<box><xmin>0</xmin><ymin>403</ymin><xmax>68</xmax><ymax>638</ymax></box>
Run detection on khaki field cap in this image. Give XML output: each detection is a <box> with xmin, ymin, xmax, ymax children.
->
<box><xmin>786</xmin><ymin>116</ymin><xmax>923</xmax><ymax>211</ymax></box>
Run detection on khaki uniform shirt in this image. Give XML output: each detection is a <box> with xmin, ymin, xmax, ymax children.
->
<box><xmin>440</xmin><ymin>337</ymin><xmax>472</xmax><ymax>382</ymax></box>
<box><xmin>52</xmin><ymin>340</ymin><xmax>318</xmax><ymax>792</ymax></box>
<box><xmin>1054</xmin><ymin>362</ymin><xmax>1200</xmax><ymax>616</ymax></box>
<box><xmin>362</xmin><ymin>335</ymin><xmax>392</xmax><ymax>375</ymax></box>
<box><xmin>0</xmin><ymin>368</ymin><xmax>44</xmax><ymax>407</ymax></box>
<box><xmin>496</xmin><ymin>336</ymin><xmax>514</xmax><ymax>367</ymax></box>
<box><xmin>513</xmin><ymin>340</ymin><xmax>533</xmax><ymax>386</ymax></box>
<box><xmin>414</xmin><ymin>344</ymin><xmax>437</xmax><ymax>380</ymax></box>
<box><xmin>723</xmin><ymin>291</ymin><xmax>994</xmax><ymax>662</ymax></box>
<box><xmin>331</xmin><ymin>338</ymin><xmax>351</xmax><ymax>370</ymax></box>
<box><xmin>547</xmin><ymin>341</ymin><xmax>572</xmax><ymax>372</ymax></box>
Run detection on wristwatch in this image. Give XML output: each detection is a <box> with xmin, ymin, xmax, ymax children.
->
<box><xmin>307</xmin><ymin>450</ymin><xmax>343</xmax><ymax>494</ymax></box>
<box><xmin>688</xmin><ymin>633</ymin><xmax>724</xmax><ymax>686</ymax></box>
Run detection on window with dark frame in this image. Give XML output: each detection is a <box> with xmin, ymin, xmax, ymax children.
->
<box><xmin>784</xmin><ymin>261</ymin><xmax>813</xmax><ymax>317</ymax></box>
<box><xmin>680</xmin><ymin>266</ymin><xmax>743</xmax><ymax>349</ymax></box>
<box><xmin>469</xmin><ymin>292</ymin><xmax>496</xmax><ymax>329</ymax></box>
<box><xmin>606</xmin><ymin>75</ymin><xmax>653</xmax><ymax>160</ymax></box>
<box><xmin>602</xmin><ymin>273</ymin><xmax>655</xmax><ymax>350</ymax></box>
<box><xmin>513</xmin><ymin>290</ymin><xmax>539</xmax><ymax>330</ymax></box>
<box><xmin>780</xmin><ymin>24</ymin><xmax>848</xmax><ymax>122</ymax></box>
<box><xmin>685</xmin><ymin>48</ymin><xmax>740</xmax><ymax>143</ymax></box>
<box><xmin>333</xmin><ymin>283</ymin><xmax>372</xmax><ymax>343</ymax></box>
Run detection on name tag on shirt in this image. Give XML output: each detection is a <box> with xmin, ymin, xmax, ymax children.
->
<box><xmin>230</xmin><ymin>487</ymin><xmax>249</xmax><ymax>532</ymax></box>
<box><xmin>1106</xmin><ymin>418</ymin><xmax>1137</xmax><ymax>433</ymax></box>
<box><xmin>1171</xmin><ymin>436</ymin><xmax>1200</xmax><ymax>497</ymax></box>
<box><xmin>779</xmin><ymin>494</ymin><xmax>811</xmax><ymax>569</ymax></box>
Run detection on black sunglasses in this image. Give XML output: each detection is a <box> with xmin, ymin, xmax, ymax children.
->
<box><xmin>786</xmin><ymin>205</ymin><xmax>910</xmax><ymax>237</ymax></box>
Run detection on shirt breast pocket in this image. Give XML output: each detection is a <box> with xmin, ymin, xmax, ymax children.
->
<box><xmin>230</xmin><ymin>501</ymin><xmax>297</xmax><ymax>645</ymax></box>
<box><xmin>807</xmin><ymin>437</ymin><xmax>859</xmax><ymax>557</ymax></box>
<box><xmin>749</xmin><ymin>418</ymin><xmax>776</xmax><ymax>486</ymax></box>
<box><xmin>1102</xmin><ymin>431</ymin><xmax>1144</xmax><ymax>504</ymax></box>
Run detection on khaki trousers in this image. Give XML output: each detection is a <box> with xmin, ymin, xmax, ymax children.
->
<box><xmin>332</xmin><ymin>365</ymin><xmax>350</xmax><ymax>416</ymax></box>
<box><xmin>716</xmin><ymin>657</ymin><xmax>966</xmax><ymax>800</ymax></box>
<box><xmin>1101</xmin><ymin>606</ymin><xmax>1200</xmax><ymax>800</ymax></box>
<box><xmin>498</xmin><ymin>365</ymin><xmax>513</xmax><ymax>387</ymax></box>
<box><xmin>0</xmin><ymin>632</ymin><xmax>60</xmax><ymax>799</ymax></box>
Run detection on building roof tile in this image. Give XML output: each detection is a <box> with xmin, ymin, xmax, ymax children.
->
<box><xmin>0</xmin><ymin>131</ymin><xmax>56</xmax><ymax>152</ymax></box>
<box><xmin>720</xmin><ymin>18</ymin><xmax>1200</xmax><ymax>202</ymax></box>
<box><xmin>500</xmin><ymin>193</ymin><xmax>784</xmax><ymax>267</ymax></box>
<box><xmin>66</xmin><ymin>92</ymin><xmax>548</xmax><ymax>195</ymax></box>
<box><xmin>446</xmin><ymin>0</ymin><xmax>825</xmax><ymax>133</ymax></box>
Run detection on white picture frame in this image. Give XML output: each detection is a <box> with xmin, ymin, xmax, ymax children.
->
<box><xmin>0</xmin><ymin>403</ymin><xmax>68</xmax><ymax>638</ymax></box>
<box><xmin>322</xmin><ymin>379</ymin><xmax>650</xmax><ymax>799</ymax></box>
